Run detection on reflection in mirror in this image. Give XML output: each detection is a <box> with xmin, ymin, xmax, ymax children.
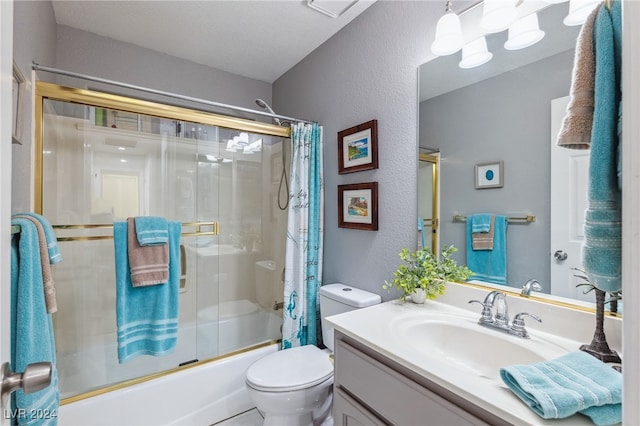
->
<box><xmin>418</xmin><ymin>151</ymin><xmax>439</xmax><ymax>255</ymax></box>
<box><xmin>417</xmin><ymin>2</ymin><xmax>613</xmax><ymax>311</ymax></box>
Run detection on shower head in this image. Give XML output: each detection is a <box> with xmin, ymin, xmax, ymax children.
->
<box><xmin>255</xmin><ymin>98</ymin><xmax>281</xmax><ymax>125</ymax></box>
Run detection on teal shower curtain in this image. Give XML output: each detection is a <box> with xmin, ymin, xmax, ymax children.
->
<box><xmin>282</xmin><ymin>122</ymin><xmax>324</xmax><ymax>348</ymax></box>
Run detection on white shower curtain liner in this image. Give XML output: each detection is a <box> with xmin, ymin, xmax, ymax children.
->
<box><xmin>282</xmin><ymin>122</ymin><xmax>324</xmax><ymax>348</ymax></box>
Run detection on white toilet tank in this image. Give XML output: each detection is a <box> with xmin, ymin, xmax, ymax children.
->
<box><xmin>319</xmin><ymin>283</ymin><xmax>381</xmax><ymax>351</ymax></box>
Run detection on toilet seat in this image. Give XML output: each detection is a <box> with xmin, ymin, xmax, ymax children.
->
<box><xmin>246</xmin><ymin>345</ymin><xmax>333</xmax><ymax>392</ymax></box>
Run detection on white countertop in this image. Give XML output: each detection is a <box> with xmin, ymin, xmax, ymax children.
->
<box><xmin>327</xmin><ymin>298</ymin><xmax>598</xmax><ymax>425</ymax></box>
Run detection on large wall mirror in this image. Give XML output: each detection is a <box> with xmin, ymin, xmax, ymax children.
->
<box><xmin>417</xmin><ymin>2</ymin><xmax>609</xmax><ymax>308</ymax></box>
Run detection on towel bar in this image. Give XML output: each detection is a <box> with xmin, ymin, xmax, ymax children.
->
<box><xmin>11</xmin><ymin>225</ymin><xmax>21</xmax><ymax>234</ymax></box>
<box><xmin>52</xmin><ymin>221</ymin><xmax>219</xmax><ymax>242</ymax></box>
<box><xmin>453</xmin><ymin>214</ymin><xmax>535</xmax><ymax>224</ymax></box>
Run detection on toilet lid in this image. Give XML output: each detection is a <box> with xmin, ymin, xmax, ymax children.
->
<box><xmin>246</xmin><ymin>345</ymin><xmax>333</xmax><ymax>392</ymax></box>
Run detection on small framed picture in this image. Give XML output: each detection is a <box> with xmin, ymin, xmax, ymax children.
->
<box><xmin>338</xmin><ymin>182</ymin><xmax>378</xmax><ymax>231</ymax></box>
<box><xmin>337</xmin><ymin>120</ymin><xmax>378</xmax><ymax>174</ymax></box>
<box><xmin>475</xmin><ymin>161</ymin><xmax>504</xmax><ymax>189</ymax></box>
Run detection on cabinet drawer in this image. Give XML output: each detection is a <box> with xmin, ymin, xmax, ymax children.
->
<box><xmin>335</xmin><ymin>338</ymin><xmax>490</xmax><ymax>426</ymax></box>
<box><xmin>334</xmin><ymin>387</ymin><xmax>387</xmax><ymax>426</ymax></box>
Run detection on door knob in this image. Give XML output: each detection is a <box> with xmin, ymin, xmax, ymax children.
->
<box><xmin>1</xmin><ymin>362</ymin><xmax>52</xmax><ymax>408</ymax></box>
<box><xmin>554</xmin><ymin>250</ymin><xmax>568</xmax><ymax>261</ymax></box>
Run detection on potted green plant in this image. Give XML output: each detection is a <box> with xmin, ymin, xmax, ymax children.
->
<box><xmin>383</xmin><ymin>245</ymin><xmax>472</xmax><ymax>303</ymax></box>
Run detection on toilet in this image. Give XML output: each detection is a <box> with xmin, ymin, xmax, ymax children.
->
<box><xmin>245</xmin><ymin>283</ymin><xmax>381</xmax><ymax>426</ymax></box>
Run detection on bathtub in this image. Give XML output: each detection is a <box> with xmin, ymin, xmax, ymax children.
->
<box><xmin>56</xmin><ymin>301</ymin><xmax>281</xmax><ymax>425</ymax></box>
<box><xmin>58</xmin><ymin>343</ymin><xmax>278</xmax><ymax>425</ymax></box>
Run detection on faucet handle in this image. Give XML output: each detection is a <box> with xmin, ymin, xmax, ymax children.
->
<box><xmin>468</xmin><ymin>300</ymin><xmax>494</xmax><ymax>324</ymax></box>
<box><xmin>511</xmin><ymin>312</ymin><xmax>542</xmax><ymax>338</ymax></box>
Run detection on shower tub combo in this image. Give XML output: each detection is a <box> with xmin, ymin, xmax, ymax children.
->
<box><xmin>36</xmin><ymin>82</ymin><xmax>289</xmax><ymax>424</ymax></box>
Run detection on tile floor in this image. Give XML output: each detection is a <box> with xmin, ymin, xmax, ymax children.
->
<box><xmin>213</xmin><ymin>408</ymin><xmax>264</xmax><ymax>426</ymax></box>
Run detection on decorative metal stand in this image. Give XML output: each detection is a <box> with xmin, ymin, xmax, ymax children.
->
<box><xmin>574</xmin><ymin>269</ymin><xmax>622</xmax><ymax>370</ymax></box>
<box><xmin>579</xmin><ymin>288</ymin><xmax>622</xmax><ymax>367</ymax></box>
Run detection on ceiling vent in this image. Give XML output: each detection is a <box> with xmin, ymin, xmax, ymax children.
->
<box><xmin>306</xmin><ymin>0</ymin><xmax>359</xmax><ymax>18</ymax></box>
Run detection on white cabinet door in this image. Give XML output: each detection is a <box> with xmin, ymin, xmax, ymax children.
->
<box><xmin>550</xmin><ymin>96</ymin><xmax>593</xmax><ymax>302</ymax></box>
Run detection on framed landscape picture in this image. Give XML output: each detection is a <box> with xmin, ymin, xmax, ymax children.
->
<box><xmin>337</xmin><ymin>120</ymin><xmax>378</xmax><ymax>174</ymax></box>
<box><xmin>338</xmin><ymin>182</ymin><xmax>378</xmax><ymax>231</ymax></box>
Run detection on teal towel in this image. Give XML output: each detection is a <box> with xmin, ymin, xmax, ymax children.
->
<box><xmin>470</xmin><ymin>213</ymin><xmax>492</xmax><ymax>233</ymax></box>
<box><xmin>466</xmin><ymin>214</ymin><xmax>507</xmax><ymax>285</ymax></box>
<box><xmin>114</xmin><ymin>220</ymin><xmax>181</xmax><ymax>363</ymax></box>
<box><xmin>582</xmin><ymin>0</ymin><xmax>622</xmax><ymax>293</ymax></box>
<box><xmin>15</xmin><ymin>212</ymin><xmax>62</xmax><ymax>264</ymax></box>
<box><xmin>10</xmin><ymin>218</ymin><xmax>59</xmax><ymax>426</ymax></box>
<box><xmin>500</xmin><ymin>351</ymin><xmax>621</xmax><ymax>425</ymax></box>
<box><xmin>418</xmin><ymin>217</ymin><xmax>426</xmax><ymax>249</ymax></box>
<box><xmin>134</xmin><ymin>216</ymin><xmax>169</xmax><ymax>246</ymax></box>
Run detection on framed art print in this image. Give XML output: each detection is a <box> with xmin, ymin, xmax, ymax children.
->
<box><xmin>475</xmin><ymin>161</ymin><xmax>503</xmax><ymax>189</ymax></box>
<box><xmin>338</xmin><ymin>182</ymin><xmax>378</xmax><ymax>231</ymax></box>
<box><xmin>337</xmin><ymin>120</ymin><xmax>378</xmax><ymax>174</ymax></box>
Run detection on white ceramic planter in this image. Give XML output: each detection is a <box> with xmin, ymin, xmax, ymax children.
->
<box><xmin>410</xmin><ymin>288</ymin><xmax>427</xmax><ymax>304</ymax></box>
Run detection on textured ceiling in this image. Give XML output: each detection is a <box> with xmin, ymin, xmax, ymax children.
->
<box><xmin>51</xmin><ymin>0</ymin><xmax>376</xmax><ymax>84</ymax></box>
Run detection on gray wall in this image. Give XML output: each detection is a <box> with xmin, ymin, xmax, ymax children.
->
<box><xmin>54</xmin><ymin>25</ymin><xmax>272</xmax><ymax>115</ymax></box>
<box><xmin>420</xmin><ymin>50</ymin><xmax>574</xmax><ymax>291</ymax></box>
<box><xmin>273</xmin><ymin>1</ymin><xmax>474</xmax><ymax>300</ymax></box>
<box><xmin>12</xmin><ymin>1</ymin><xmax>57</xmax><ymax>213</ymax></box>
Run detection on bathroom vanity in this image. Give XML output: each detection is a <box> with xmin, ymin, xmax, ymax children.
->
<box><xmin>333</xmin><ymin>332</ymin><xmax>507</xmax><ymax>425</ymax></box>
<box><xmin>327</xmin><ymin>283</ymin><xmax>621</xmax><ymax>426</ymax></box>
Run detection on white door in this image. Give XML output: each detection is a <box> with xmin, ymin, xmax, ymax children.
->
<box><xmin>1</xmin><ymin>0</ymin><xmax>14</xmax><ymax>422</ymax></box>
<box><xmin>550</xmin><ymin>96</ymin><xmax>593</xmax><ymax>302</ymax></box>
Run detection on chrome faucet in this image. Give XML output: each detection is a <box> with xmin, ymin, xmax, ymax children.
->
<box><xmin>469</xmin><ymin>291</ymin><xmax>542</xmax><ymax>339</ymax></box>
<box><xmin>521</xmin><ymin>279</ymin><xmax>542</xmax><ymax>297</ymax></box>
<box><xmin>510</xmin><ymin>312</ymin><xmax>542</xmax><ymax>338</ymax></box>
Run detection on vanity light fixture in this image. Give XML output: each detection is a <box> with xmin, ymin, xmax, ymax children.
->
<box><xmin>504</xmin><ymin>12</ymin><xmax>545</xmax><ymax>50</ymax></box>
<box><xmin>430</xmin><ymin>0</ymin><xmax>464</xmax><ymax>56</ymax></box>
<box><xmin>481</xmin><ymin>0</ymin><xmax>518</xmax><ymax>33</ymax></box>
<box><xmin>563</xmin><ymin>0</ymin><xmax>600</xmax><ymax>26</ymax></box>
<box><xmin>431</xmin><ymin>0</ymin><xmax>584</xmax><ymax>68</ymax></box>
<box><xmin>459</xmin><ymin>36</ymin><xmax>493</xmax><ymax>69</ymax></box>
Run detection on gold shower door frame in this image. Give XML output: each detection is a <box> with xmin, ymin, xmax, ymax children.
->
<box><xmin>34</xmin><ymin>81</ymin><xmax>289</xmax><ymax>402</ymax></box>
<box><xmin>34</xmin><ymin>81</ymin><xmax>289</xmax><ymax>213</ymax></box>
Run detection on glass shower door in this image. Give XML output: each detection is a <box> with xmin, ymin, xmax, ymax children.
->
<box><xmin>37</xmin><ymin>84</ymin><xmax>287</xmax><ymax>399</ymax></box>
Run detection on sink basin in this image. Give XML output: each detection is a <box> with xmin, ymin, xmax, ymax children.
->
<box><xmin>392</xmin><ymin>315</ymin><xmax>569</xmax><ymax>381</ymax></box>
